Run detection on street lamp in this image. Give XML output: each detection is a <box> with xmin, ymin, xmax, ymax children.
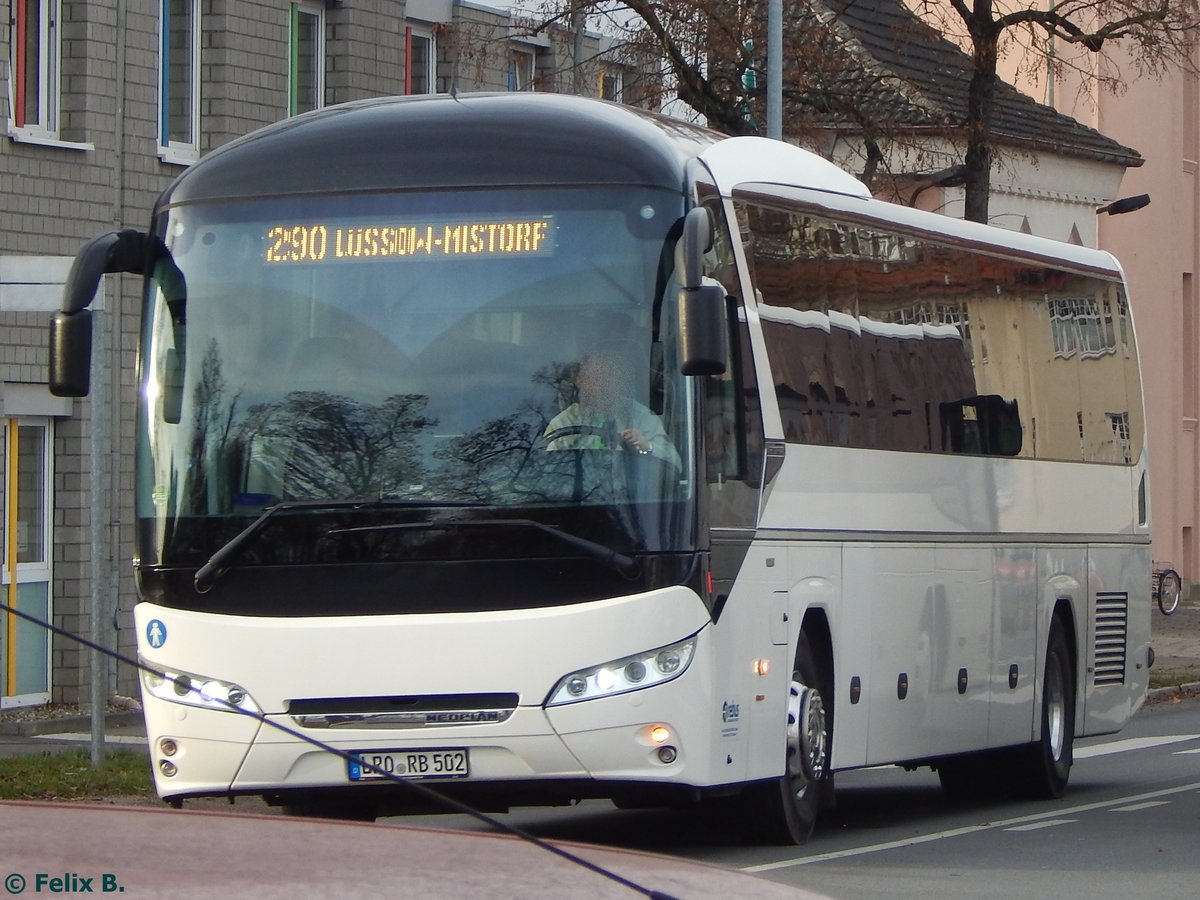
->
<box><xmin>1097</xmin><ymin>194</ymin><xmax>1151</xmax><ymax>215</ymax></box>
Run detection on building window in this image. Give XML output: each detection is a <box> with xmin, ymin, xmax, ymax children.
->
<box><xmin>1</xmin><ymin>419</ymin><xmax>53</xmax><ymax>702</ymax></box>
<box><xmin>290</xmin><ymin>3</ymin><xmax>325</xmax><ymax>115</ymax></box>
<box><xmin>406</xmin><ymin>26</ymin><xmax>435</xmax><ymax>95</ymax></box>
<box><xmin>159</xmin><ymin>0</ymin><xmax>201</xmax><ymax>163</ymax></box>
<box><xmin>1049</xmin><ymin>297</ymin><xmax>1117</xmax><ymax>359</ymax></box>
<box><xmin>1116</xmin><ymin>292</ymin><xmax>1130</xmax><ymax>350</ymax></box>
<box><xmin>599</xmin><ymin>66</ymin><xmax>622</xmax><ymax>101</ymax></box>
<box><xmin>1049</xmin><ymin>299</ymin><xmax>1078</xmax><ymax>357</ymax></box>
<box><xmin>1076</xmin><ymin>299</ymin><xmax>1107</xmax><ymax>356</ymax></box>
<box><xmin>507</xmin><ymin>47</ymin><xmax>535</xmax><ymax>91</ymax></box>
<box><xmin>1107</xmin><ymin>412</ymin><xmax>1132</xmax><ymax>463</ymax></box>
<box><xmin>8</xmin><ymin>0</ymin><xmax>59</xmax><ymax>139</ymax></box>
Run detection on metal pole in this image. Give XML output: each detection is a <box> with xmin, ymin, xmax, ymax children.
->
<box><xmin>5</xmin><ymin>421</ymin><xmax>18</xmax><ymax>699</ymax></box>
<box><xmin>767</xmin><ymin>0</ymin><xmax>782</xmax><ymax>140</ymax></box>
<box><xmin>89</xmin><ymin>304</ymin><xmax>108</xmax><ymax>767</ymax></box>
<box><xmin>571</xmin><ymin>3</ymin><xmax>587</xmax><ymax>96</ymax></box>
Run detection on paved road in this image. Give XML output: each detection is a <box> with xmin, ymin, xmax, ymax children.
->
<box><xmin>378</xmin><ymin>692</ymin><xmax>1200</xmax><ymax>899</ymax></box>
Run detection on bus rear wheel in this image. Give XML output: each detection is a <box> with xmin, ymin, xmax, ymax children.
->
<box><xmin>1016</xmin><ymin>616</ymin><xmax>1075</xmax><ymax>799</ymax></box>
<box><xmin>939</xmin><ymin>617</ymin><xmax>1074</xmax><ymax>802</ymax></box>
<box><xmin>740</xmin><ymin>633</ymin><xmax>830</xmax><ymax>844</ymax></box>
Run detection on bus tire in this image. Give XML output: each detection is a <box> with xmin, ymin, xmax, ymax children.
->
<box><xmin>1024</xmin><ymin>616</ymin><xmax>1075</xmax><ymax>798</ymax></box>
<box><xmin>740</xmin><ymin>632</ymin><xmax>830</xmax><ymax>844</ymax></box>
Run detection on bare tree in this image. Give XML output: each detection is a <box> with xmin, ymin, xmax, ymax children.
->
<box><xmin>528</xmin><ymin>0</ymin><xmax>1198</xmax><ymax>222</ymax></box>
<box><xmin>916</xmin><ymin>0</ymin><xmax>1197</xmax><ymax>221</ymax></box>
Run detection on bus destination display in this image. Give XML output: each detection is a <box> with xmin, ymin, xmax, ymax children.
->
<box><xmin>264</xmin><ymin>217</ymin><xmax>555</xmax><ymax>264</ymax></box>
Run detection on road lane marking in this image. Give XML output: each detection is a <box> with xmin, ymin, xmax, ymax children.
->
<box><xmin>1074</xmin><ymin>734</ymin><xmax>1200</xmax><ymax>759</ymax></box>
<box><xmin>1111</xmin><ymin>801</ymin><xmax>1171</xmax><ymax>812</ymax></box>
<box><xmin>740</xmin><ymin>781</ymin><xmax>1200</xmax><ymax>872</ymax></box>
<box><xmin>1004</xmin><ymin>819</ymin><xmax>1077</xmax><ymax>831</ymax></box>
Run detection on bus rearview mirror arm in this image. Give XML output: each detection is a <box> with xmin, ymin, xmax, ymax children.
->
<box><xmin>49</xmin><ymin>229</ymin><xmax>152</xmax><ymax>398</ymax></box>
<box><xmin>676</xmin><ymin>207</ymin><xmax>728</xmax><ymax>376</ymax></box>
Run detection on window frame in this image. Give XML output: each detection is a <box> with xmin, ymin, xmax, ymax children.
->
<box><xmin>1</xmin><ymin>417</ymin><xmax>53</xmax><ymax>705</ymax></box>
<box><xmin>289</xmin><ymin>2</ymin><xmax>326</xmax><ymax>116</ymax></box>
<box><xmin>405</xmin><ymin>24</ymin><xmax>435</xmax><ymax>95</ymax></box>
<box><xmin>158</xmin><ymin>0</ymin><xmax>202</xmax><ymax>165</ymax></box>
<box><xmin>8</xmin><ymin>0</ymin><xmax>60</xmax><ymax>143</ymax></box>
<box><xmin>599</xmin><ymin>65</ymin><xmax>622</xmax><ymax>101</ymax></box>
<box><xmin>507</xmin><ymin>46</ymin><xmax>535</xmax><ymax>92</ymax></box>
<box><xmin>2</xmin><ymin>420</ymin><xmax>51</xmax><ymax>575</ymax></box>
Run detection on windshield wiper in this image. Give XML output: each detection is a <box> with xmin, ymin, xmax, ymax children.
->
<box><xmin>193</xmin><ymin>500</ymin><xmax>474</xmax><ymax>593</ymax></box>
<box><xmin>326</xmin><ymin>518</ymin><xmax>641</xmax><ymax>579</ymax></box>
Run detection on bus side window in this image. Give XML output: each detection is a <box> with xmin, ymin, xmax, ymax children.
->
<box><xmin>705</xmin><ymin>300</ymin><xmax>764</xmax><ymax>527</ymax></box>
<box><xmin>698</xmin><ymin>197</ymin><xmax>764</xmax><ymax>528</ymax></box>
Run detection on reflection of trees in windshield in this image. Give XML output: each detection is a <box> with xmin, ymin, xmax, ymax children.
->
<box><xmin>237</xmin><ymin>391</ymin><xmax>436</xmax><ymax>500</ymax></box>
<box><xmin>177</xmin><ymin>344</ymin><xmax>678</xmax><ymax>511</ymax></box>
<box><xmin>432</xmin><ymin>413</ymin><xmax>542</xmax><ymax>502</ymax></box>
<box><xmin>185</xmin><ymin>340</ymin><xmax>243</xmax><ymax>514</ymax></box>
<box><xmin>431</xmin><ymin>363</ymin><xmax>573</xmax><ymax>503</ymax></box>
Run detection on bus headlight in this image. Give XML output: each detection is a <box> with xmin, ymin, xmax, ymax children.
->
<box><xmin>545</xmin><ymin>635</ymin><xmax>697</xmax><ymax>706</ymax></box>
<box><xmin>141</xmin><ymin>660</ymin><xmax>260</xmax><ymax>715</ymax></box>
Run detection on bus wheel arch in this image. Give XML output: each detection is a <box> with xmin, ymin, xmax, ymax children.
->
<box><xmin>740</xmin><ymin>615</ymin><xmax>834</xmax><ymax>844</ymax></box>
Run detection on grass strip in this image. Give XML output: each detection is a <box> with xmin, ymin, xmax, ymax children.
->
<box><xmin>0</xmin><ymin>749</ymin><xmax>153</xmax><ymax>801</ymax></box>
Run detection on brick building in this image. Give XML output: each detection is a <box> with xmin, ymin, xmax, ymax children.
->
<box><xmin>0</xmin><ymin>0</ymin><xmax>653</xmax><ymax>707</ymax></box>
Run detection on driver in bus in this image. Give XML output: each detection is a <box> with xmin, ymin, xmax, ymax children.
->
<box><xmin>544</xmin><ymin>347</ymin><xmax>680</xmax><ymax>468</ymax></box>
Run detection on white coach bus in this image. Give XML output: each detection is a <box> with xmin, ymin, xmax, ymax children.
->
<box><xmin>49</xmin><ymin>93</ymin><xmax>1151</xmax><ymax>843</ymax></box>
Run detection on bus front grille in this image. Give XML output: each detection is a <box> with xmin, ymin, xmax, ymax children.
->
<box><xmin>287</xmin><ymin>693</ymin><xmax>519</xmax><ymax>729</ymax></box>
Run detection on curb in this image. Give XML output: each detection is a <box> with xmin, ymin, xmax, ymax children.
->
<box><xmin>0</xmin><ymin>712</ymin><xmax>143</xmax><ymax>738</ymax></box>
<box><xmin>1147</xmin><ymin>681</ymin><xmax>1200</xmax><ymax>701</ymax></box>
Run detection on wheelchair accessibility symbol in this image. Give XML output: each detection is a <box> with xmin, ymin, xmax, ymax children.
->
<box><xmin>146</xmin><ymin>619</ymin><xmax>168</xmax><ymax>649</ymax></box>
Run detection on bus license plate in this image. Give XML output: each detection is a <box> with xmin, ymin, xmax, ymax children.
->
<box><xmin>348</xmin><ymin>749</ymin><xmax>469</xmax><ymax>781</ymax></box>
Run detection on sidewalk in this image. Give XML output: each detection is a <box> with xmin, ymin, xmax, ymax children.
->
<box><xmin>1146</xmin><ymin>592</ymin><xmax>1200</xmax><ymax>693</ymax></box>
<box><xmin>0</xmin><ymin>710</ymin><xmax>146</xmax><ymax>759</ymax></box>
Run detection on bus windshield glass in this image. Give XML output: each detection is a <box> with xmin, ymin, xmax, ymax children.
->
<box><xmin>136</xmin><ymin>186</ymin><xmax>696</xmax><ymax>567</ymax></box>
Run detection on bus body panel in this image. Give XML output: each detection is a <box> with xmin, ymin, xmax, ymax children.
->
<box><xmin>759</xmin><ymin>444</ymin><xmax>1143</xmax><ymax>538</ymax></box>
<box><xmin>1082</xmin><ymin>542</ymin><xmax>1152</xmax><ymax>733</ymax></box>
<box><xmin>135</xmin><ymin>587</ymin><xmax>716</xmax><ymax>798</ymax></box>
<box><xmin>139</xmin><ymin>702</ymin><xmax>263</xmax><ymax>797</ymax></box>
<box><xmin>135</xmin><ymin>587</ymin><xmax>709</xmax><ymax>712</ymax></box>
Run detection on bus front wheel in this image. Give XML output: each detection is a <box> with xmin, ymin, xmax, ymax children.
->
<box><xmin>740</xmin><ymin>632</ymin><xmax>830</xmax><ymax>844</ymax></box>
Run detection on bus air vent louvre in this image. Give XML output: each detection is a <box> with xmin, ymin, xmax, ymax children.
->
<box><xmin>1092</xmin><ymin>592</ymin><xmax>1128</xmax><ymax>686</ymax></box>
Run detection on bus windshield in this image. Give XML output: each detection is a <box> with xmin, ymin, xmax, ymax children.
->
<box><xmin>136</xmin><ymin>186</ymin><xmax>696</xmax><ymax>568</ymax></box>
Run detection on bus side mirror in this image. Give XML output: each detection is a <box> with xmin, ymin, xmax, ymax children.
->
<box><xmin>49</xmin><ymin>229</ymin><xmax>150</xmax><ymax>398</ymax></box>
<box><xmin>676</xmin><ymin>207</ymin><xmax>728</xmax><ymax>376</ymax></box>
<box><xmin>678</xmin><ymin>284</ymin><xmax>728</xmax><ymax>376</ymax></box>
<box><xmin>49</xmin><ymin>309</ymin><xmax>93</xmax><ymax>397</ymax></box>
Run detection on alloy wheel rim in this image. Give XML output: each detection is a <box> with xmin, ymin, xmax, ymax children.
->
<box><xmin>1046</xmin><ymin>657</ymin><xmax>1065</xmax><ymax>761</ymax></box>
<box><xmin>786</xmin><ymin>679</ymin><xmax>827</xmax><ymax>790</ymax></box>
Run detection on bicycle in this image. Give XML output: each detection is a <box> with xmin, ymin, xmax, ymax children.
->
<box><xmin>1153</xmin><ymin>565</ymin><xmax>1183</xmax><ymax>615</ymax></box>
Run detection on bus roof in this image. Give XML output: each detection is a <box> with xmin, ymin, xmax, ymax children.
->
<box><xmin>155</xmin><ymin>92</ymin><xmax>1125</xmax><ymax>281</ymax></box>
<box><xmin>157</xmin><ymin>93</ymin><xmax>723</xmax><ymax>207</ymax></box>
